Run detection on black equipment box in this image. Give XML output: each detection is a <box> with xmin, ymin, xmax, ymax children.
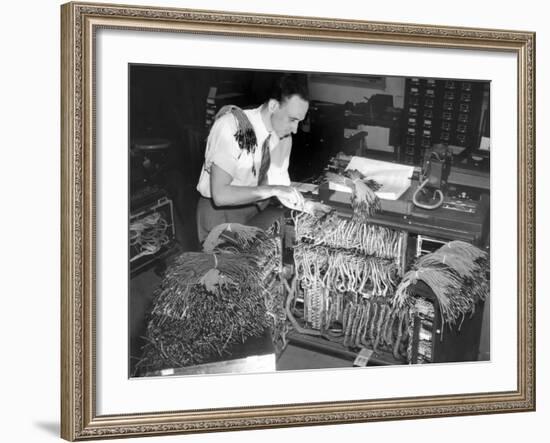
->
<box><xmin>411</xmin><ymin>281</ymin><xmax>485</xmax><ymax>363</ymax></box>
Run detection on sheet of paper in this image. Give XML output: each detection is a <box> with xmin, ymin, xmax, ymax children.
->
<box><xmin>327</xmin><ymin>156</ymin><xmax>414</xmax><ymax>201</ymax></box>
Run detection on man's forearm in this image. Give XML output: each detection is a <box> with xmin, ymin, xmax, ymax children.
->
<box><xmin>208</xmin><ymin>163</ymin><xmax>292</xmax><ymax>207</ymax></box>
<box><xmin>211</xmin><ymin>184</ymin><xmax>274</xmax><ymax>207</ymax></box>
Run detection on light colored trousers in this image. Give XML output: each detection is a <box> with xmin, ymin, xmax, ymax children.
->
<box><xmin>195</xmin><ymin>196</ymin><xmax>260</xmax><ymax>244</ymax></box>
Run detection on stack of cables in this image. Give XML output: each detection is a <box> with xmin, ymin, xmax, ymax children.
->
<box><xmin>324</xmin><ymin>169</ymin><xmax>381</xmax><ymax>222</ymax></box>
<box><xmin>136</xmin><ymin>223</ymin><xmax>280</xmax><ymax>374</ymax></box>
<box><xmin>394</xmin><ymin>240</ymin><xmax>490</xmax><ymax>329</ymax></box>
<box><xmin>204</xmin><ymin>222</ymin><xmax>287</xmax><ymax>353</ymax></box>
<box><xmin>290</xmin><ymin>211</ymin><xmax>412</xmax><ymax>359</ymax></box>
<box><xmin>130</xmin><ymin>212</ymin><xmax>170</xmax><ymax>256</ymax></box>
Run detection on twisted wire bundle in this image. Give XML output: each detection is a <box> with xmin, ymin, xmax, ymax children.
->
<box><xmin>130</xmin><ymin>212</ymin><xmax>170</xmax><ymax>256</ymax></box>
<box><xmin>324</xmin><ymin>170</ymin><xmax>381</xmax><ymax>221</ymax></box>
<box><xmin>294</xmin><ymin>243</ymin><xmax>399</xmax><ymax>297</ymax></box>
<box><xmin>341</xmin><ymin>296</ymin><xmax>411</xmax><ymax>358</ymax></box>
<box><xmin>292</xmin><ymin>211</ymin><xmax>405</xmax><ymax>356</ymax></box>
<box><xmin>202</xmin><ymin>223</ymin><xmax>285</xmax><ymax>349</ymax></box>
<box><xmin>394</xmin><ymin>240</ymin><xmax>489</xmax><ymax>328</ymax></box>
<box><xmin>293</xmin><ymin>212</ymin><xmax>402</xmax><ymax>260</ymax></box>
<box><xmin>137</xmin><ymin>223</ymin><xmax>283</xmax><ymax>374</ymax></box>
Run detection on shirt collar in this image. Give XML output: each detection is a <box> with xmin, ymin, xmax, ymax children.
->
<box><xmin>247</xmin><ymin>105</ymin><xmax>278</xmax><ymax>145</ymax></box>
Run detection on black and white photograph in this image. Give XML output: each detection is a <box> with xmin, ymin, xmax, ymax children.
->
<box><xmin>54</xmin><ymin>1</ymin><xmax>538</xmax><ymax>441</ymax></box>
<box><xmin>128</xmin><ymin>65</ymin><xmax>491</xmax><ymax>378</ymax></box>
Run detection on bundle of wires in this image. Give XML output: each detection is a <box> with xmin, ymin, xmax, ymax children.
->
<box><xmin>294</xmin><ymin>243</ymin><xmax>400</xmax><ymax>297</ymax></box>
<box><xmin>324</xmin><ymin>169</ymin><xmax>381</xmax><ymax>222</ymax></box>
<box><xmin>130</xmin><ymin>212</ymin><xmax>170</xmax><ymax>256</ymax></box>
<box><xmin>293</xmin><ymin>212</ymin><xmax>402</xmax><ymax>260</ymax></box>
<box><xmin>202</xmin><ymin>222</ymin><xmax>268</xmax><ymax>254</ymax></box>
<box><xmin>203</xmin><ymin>223</ymin><xmax>287</xmax><ymax>354</ymax></box>
<box><xmin>394</xmin><ymin>241</ymin><xmax>489</xmax><ymax>328</ymax></box>
<box><xmin>136</xmin><ymin>224</ymin><xmax>278</xmax><ymax>374</ymax></box>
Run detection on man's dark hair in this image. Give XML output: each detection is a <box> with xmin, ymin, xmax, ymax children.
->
<box><xmin>268</xmin><ymin>73</ymin><xmax>309</xmax><ymax>103</ymax></box>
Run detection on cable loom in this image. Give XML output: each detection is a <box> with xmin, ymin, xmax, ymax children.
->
<box><xmin>394</xmin><ymin>240</ymin><xmax>490</xmax><ymax>329</ymax></box>
<box><xmin>289</xmin><ymin>206</ymin><xmax>489</xmax><ymax>363</ymax></box>
<box><xmin>290</xmin><ymin>210</ymin><xmax>411</xmax><ymax>359</ymax></box>
<box><xmin>130</xmin><ymin>212</ymin><xmax>171</xmax><ymax>258</ymax></box>
<box><xmin>136</xmin><ymin>223</ymin><xmax>284</xmax><ymax>374</ymax></box>
<box><xmin>135</xmin><ymin>199</ymin><xmax>489</xmax><ymax>370</ymax></box>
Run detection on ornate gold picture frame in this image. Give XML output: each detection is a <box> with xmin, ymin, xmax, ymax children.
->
<box><xmin>61</xmin><ymin>1</ymin><xmax>535</xmax><ymax>440</ymax></box>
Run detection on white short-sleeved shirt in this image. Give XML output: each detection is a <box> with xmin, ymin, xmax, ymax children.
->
<box><xmin>196</xmin><ymin>106</ymin><xmax>292</xmax><ymax>198</ymax></box>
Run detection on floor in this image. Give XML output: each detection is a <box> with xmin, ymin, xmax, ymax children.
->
<box><xmin>277</xmin><ymin>344</ymin><xmax>351</xmax><ymax>371</ymax></box>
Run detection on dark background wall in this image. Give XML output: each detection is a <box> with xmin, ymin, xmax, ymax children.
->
<box><xmin>129</xmin><ymin>65</ymin><xmax>306</xmax><ymax>250</ymax></box>
<box><xmin>130</xmin><ymin>65</ymin><xmax>283</xmax><ymax>184</ymax></box>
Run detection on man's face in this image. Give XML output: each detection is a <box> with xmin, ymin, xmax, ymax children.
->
<box><xmin>270</xmin><ymin>95</ymin><xmax>309</xmax><ymax>139</ymax></box>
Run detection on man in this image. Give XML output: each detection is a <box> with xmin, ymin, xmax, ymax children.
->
<box><xmin>196</xmin><ymin>74</ymin><xmax>309</xmax><ymax>242</ymax></box>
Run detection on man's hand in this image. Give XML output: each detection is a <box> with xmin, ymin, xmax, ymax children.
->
<box><xmin>210</xmin><ymin>164</ymin><xmax>307</xmax><ymax>209</ymax></box>
<box><xmin>272</xmin><ymin>186</ymin><xmax>304</xmax><ymax>209</ymax></box>
<box><xmin>273</xmin><ymin>186</ymin><xmax>332</xmax><ymax>215</ymax></box>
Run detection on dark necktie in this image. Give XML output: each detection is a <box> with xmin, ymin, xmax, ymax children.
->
<box><xmin>257</xmin><ymin>134</ymin><xmax>271</xmax><ymax>185</ymax></box>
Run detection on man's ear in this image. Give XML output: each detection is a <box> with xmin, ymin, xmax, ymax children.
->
<box><xmin>267</xmin><ymin>98</ymin><xmax>280</xmax><ymax>113</ymax></box>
